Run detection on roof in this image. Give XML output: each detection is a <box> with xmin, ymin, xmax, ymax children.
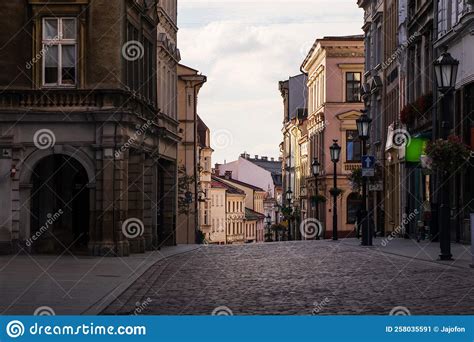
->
<box><xmin>321</xmin><ymin>34</ymin><xmax>364</xmax><ymax>41</ymax></box>
<box><xmin>217</xmin><ymin>176</ymin><xmax>265</xmax><ymax>192</ymax></box>
<box><xmin>301</xmin><ymin>34</ymin><xmax>364</xmax><ymax>72</ymax></box>
<box><xmin>271</xmin><ymin>173</ymin><xmax>283</xmax><ymax>187</ymax></box>
<box><xmin>197</xmin><ymin>115</ymin><xmax>209</xmax><ymax>148</ymax></box>
<box><xmin>245</xmin><ymin>208</ymin><xmax>265</xmax><ymax>221</ymax></box>
<box><xmin>247</xmin><ymin>158</ymin><xmax>282</xmax><ymax>175</ymax></box>
<box><xmin>211</xmin><ymin>176</ymin><xmax>245</xmax><ymax>195</ymax></box>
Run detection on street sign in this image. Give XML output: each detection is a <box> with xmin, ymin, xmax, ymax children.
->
<box><xmin>362</xmin><ymin>155</ymin><xmax>375</xmax><ymax>177</ymax></box>
<box><xmin>369</xmin><ymin>181</ymin><xmax>383</xmax><ymax>192</ymax></box>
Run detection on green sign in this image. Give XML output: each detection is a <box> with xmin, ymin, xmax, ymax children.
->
<box><xmin>406</xmin><ymin>137</ymin><xmax>428</xmax><ymax>163</ymax></box>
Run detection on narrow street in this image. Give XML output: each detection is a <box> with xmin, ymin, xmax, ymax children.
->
<box><xmin>103</xmin><ymin>241</ymin><xmax>474</xmax><ymax>315</ymax></box>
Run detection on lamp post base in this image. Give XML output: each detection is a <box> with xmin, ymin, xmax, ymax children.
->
<box><xmin>438</xmin><ymin>254</ymin><xmax>453</xmax><ymax>261</ymax></box>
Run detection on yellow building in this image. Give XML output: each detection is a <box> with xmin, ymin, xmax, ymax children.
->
<box><xmin>177</xmin><ymin>64</ymin><xmax>207</xmax><ymax>244</ymax></box>
<box><xmin>217</xmin><ymin>171</ymin><xmax>266</xmax><ymax>243</ymax></box>
<box><xmin>210</xmin><ymin>177</ymin><xmax>246</xmax><ymax>244</ymax></box>
<box><xmin>209</xmin><ymin>184</ymin><xmax>226</xmax><ymax>244</ymax></box>
<box><xmin>279</xmin><ymin>75</ymin><xmax>308</xmax><ymax>239</ymax></box>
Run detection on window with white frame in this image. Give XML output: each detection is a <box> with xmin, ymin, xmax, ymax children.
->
<box><xmin>42</xmin><ymin>18</ymin><xmax>77</xmax><ymax>86</ymax></box>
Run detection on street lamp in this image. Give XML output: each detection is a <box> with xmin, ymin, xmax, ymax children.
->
<box><xmin>329</xmin><ymin>140</ymin><xmax>341</xmax><ymax>241</ymax></box>
<box><xmin>434</xmin><ymin>51</ymin><xmax>459</xmax><ymax>94</ymax></box>
<box><xmin>434</xmin><ymin>50</ymin><xmax>459</xmax><ymax>261</ymax></box>
<box><xmin>312</xmin><ymin>158</ymin><xmax>321</xmax><ymax>239</ymax></box>
<box><xmin>312</xmin><ymin>159</ymin><xmax>321</xmax><ymax>177</ymax></box>
<box><xmin>265</xmin><ymin>214</ymin><xmax>272</xmax><ymax>242</ymax></box>
<box><xmin>286</xmin><ymin>188</ymin><xmax>293</xmax><ymax>241</ymax></box>
<box><xmin>356</xmin><ymin>109</ymin><xmax>373</xmax><ymax>246</ymax></box>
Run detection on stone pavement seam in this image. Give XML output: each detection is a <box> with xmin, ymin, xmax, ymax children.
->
<box><xmin>82</xmin><ymin>245</ymin><xmax>202</xmax><ymax>315</ymax></box>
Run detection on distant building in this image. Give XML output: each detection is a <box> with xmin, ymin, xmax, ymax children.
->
<box><xmin>245</xmin><ymin>208</ymin><xmax>266</xmax><ymax>243</ymax></box>
<box><xmin>209</xmin><ymin>179</ymin><xmax>227</xmax><ymax>244</ymax></box>
<box><xmin>279</xmin><ymin>74</ymin><xmax>309</xmax><ymax>239</ymax></box>
<box><xmin>210</xmin><ymin>177</ymin><xmax>246</xmax><ymax>244</ymax></box>
<box><xmin>216</xmin><ymin>155</ymin><xmax>283</xmax><ymax>232</ymax></box>
<box><xmin>197</xmin><ymin>116</ymin><xmax>214</xmax><ymax>242</ymax></box>
<box><xmin>216</xmin><ymin>171</ymin><xmax>266</xmax><ymax>243</ymax></box>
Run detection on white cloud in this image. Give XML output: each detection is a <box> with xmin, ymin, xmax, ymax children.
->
<box><xmin>178</xmin><ymin>1</ymin><xmax>363</xmax><ymax>163</ymax></box>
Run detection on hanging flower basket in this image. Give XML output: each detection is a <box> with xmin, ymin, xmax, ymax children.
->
<box><xmin>310</xmin><ymin>194</ymin><xmax>327</xmax><ymax>205</ymax></box>
<box><xmin>329</xmin><ymin>187</ymin><xmax>343</xmax><ymax>197</ymax></box>
<box><xmin>425</xmin><ymin>136</ymin><xmax>471</xmax><ymax>173</ymax></box>
<box><xmin>400</xmin><ymin>93</ymin><xmax>433</xmax><ymax>127</ymax></box>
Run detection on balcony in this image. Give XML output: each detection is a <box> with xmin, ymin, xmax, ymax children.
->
<box><xmin>0</xmin><ymin>89</ymin><xmax>158</xmax><ymax>120</ymax></box>
<box><xmin>344</xmin><ymin>163</ymin><xmax>361</xmax><ymax>172</ymax></box>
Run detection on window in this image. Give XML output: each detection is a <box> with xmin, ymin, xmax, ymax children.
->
<box><xmin>347</xmin><ymin>193</ymin><xmax>362</xmax><ymax>224</ymax></box>
<box><xmin>346</xmin><ymin>130</ymin><xmax>361</xmax><ymax>162</ymax></box>
<box><xmin>42</xmin><ymin>18</ymin><xmax>77</xmax><ymax>86</ymax></box>
<box><xmin>346</xmin><ymin>72</ymin><xmax>361</xmax><ymax>102</ymax></box>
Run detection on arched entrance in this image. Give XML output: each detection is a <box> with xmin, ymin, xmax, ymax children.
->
<box><xmin>30</xmin><ymin>154</ymin><xmax>90</xmax><ymax>254</ymax></box>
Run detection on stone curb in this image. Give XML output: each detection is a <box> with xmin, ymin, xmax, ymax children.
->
<box><xmin>82</xmin><ymin>245</ymin><xmax>202</xmax><ymax>315</ymax></box>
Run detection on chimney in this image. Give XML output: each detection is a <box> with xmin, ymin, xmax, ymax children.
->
<box><xmin>255</xmin><ymin>155</ymin><xmax>259</xmax><ymax>159</ymax></box>
<box><xmin>224</xmin><ymin>171</ymin><xmax>232</xmax><ymax>180</ymax></box>
<box><xmin>262</xmin><ymin>156</ymin><xmax>268</xmax><ymax>161</ymax></box>
<box><xmin>214</xmin><ymin>163</ymin><xmax>221</xmax><ymax>176</ymax></box>
<box><xmin>271</xmin><ymin>157</ymin><xmax>274</xmax><ymax>162</ymax></box>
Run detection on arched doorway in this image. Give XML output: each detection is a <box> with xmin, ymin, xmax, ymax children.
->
<box><xmin>30</xmin><ymin>154</ymin><xmax>90</xmax><ymax>254</ymax></box>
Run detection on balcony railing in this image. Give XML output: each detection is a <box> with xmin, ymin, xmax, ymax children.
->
<box><xmin>344</xmin><ymin>163</ymin><xmax>361</xmax><ymax>171</ymax></box>
<box><xmin>0</xmin><ymin>89</ymin><xmax>157</xmax><ymax>120</ymax></box>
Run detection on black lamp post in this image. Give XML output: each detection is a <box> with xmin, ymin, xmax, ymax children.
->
<box><xmin>312</xmin><ymin>158</ymin><xmax>321</xmax><ymax>239</ymax></box>
<box><xmin>434</xmin><ymin>50</ymin><xmax>459</xmax><ymax>261</ymax></box>
<box><xmin>265</xmin><ymin>214</ymin><xmax>272</xmax><ymax>241</ymax></box>
<box><xmin>286</xmin><ymin>188</ymin><xmax>293</xmax><ymax>241</ymax></box>
<box><xmin>329</xmin><ymin>140</ymin><xmax>341</xmax><ymax>241</ymax></box>
<box><xmin>356</xmin><ymin>110</ymin><xmax>373</xmax><ymax>246</ymax></box>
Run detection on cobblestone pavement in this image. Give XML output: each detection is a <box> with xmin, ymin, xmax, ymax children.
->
<box><xmin>102</xmin><ymin>241</ymin><xmax>474</xmax><ymax>315</ymax></box>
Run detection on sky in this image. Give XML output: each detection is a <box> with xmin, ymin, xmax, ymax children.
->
<box><xmin>177</xmin><ymin>0</ymin><xmax>363</xmax><ymax>164</ymax></box>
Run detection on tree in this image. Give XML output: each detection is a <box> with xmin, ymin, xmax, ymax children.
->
<box><xmin>177</xmin><ymin>166</ymin><xmax>196</xmax><ymax>215</ymax></box>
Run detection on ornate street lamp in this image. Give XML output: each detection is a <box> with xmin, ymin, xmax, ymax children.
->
<box><xmin>434</xmin><ymin>51</ymin><xmax>459</xmax><ymax>94</ymax></box>
<box><xmin>312</xmin><ymin>159</ymin><xmax>321</xmax><ymax>177</ymax></box>
<box><xmin>356</xmin><ymin>110</ymin><xmax>372</xmax><ymax>140</ymax></box>
<box><xmin>434</xmin><ymin>50</ymin><xmax>459</xmax><ymax>261</ymax></box>
<box><xmin>286</xmin><ymin>188</ymin><xmax>293</xmax><ymax>241</ymax></box>
<box><xmin>357</xmin><ymin>109</ymin><xmax>373</xmax><ymax>246</ymax></box>
<box><xmin>286</xmin><ymin>188</ymin><xmax>293</xmax><ymax>202</ymax></box>
<box><xmin>329</xmin><ymin>140</ymin><xmax>341</xmax><ymax>241</ymax></box>
<box><xmin>330</xmin><ymin>140</ymin><xmax>341</xmax><ymax>164</ymax></box>
<box><xmin>265</xmin><ymin>214</ymin><xmax>272</xmax><ymax>242</ymax></box>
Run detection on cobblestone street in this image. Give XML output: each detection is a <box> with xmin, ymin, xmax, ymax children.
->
<box><xmin>103</xmin><ymin>241</ymin><xmax>474</xmax><ymax>315</ymax></box>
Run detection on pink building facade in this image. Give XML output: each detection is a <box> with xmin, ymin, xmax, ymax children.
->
<box><xmin>301</xmin><ymin>36</ymin><xmax>365</xmax><ymax>238</ymax></box>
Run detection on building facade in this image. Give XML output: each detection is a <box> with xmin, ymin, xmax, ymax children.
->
<box><xmin>216</xmin><ymin>154</ymin><xmax>283</xmax><ymax>228</ymax></box>
<box><xmin>217</xmin><ymin>171</ymin><xmax>266</xmax><ymax>243</ymax></box>
<box><xmin>0</xmin><ymin>0</ymin><xmax>180</xmax><ymax>256</ymax></box>
<box><xmin>279</xmin><ymin>74</ymin><xmax>308</xmax><ymax>239</ymax></box>
<box><xmin>209</xmin><ymin>181</ymin><xmax>226</xmax><ymax>244</ymax></box>
<box><xmin>434</xmin><ymin>0</ymin><xmax>474</xmax><ymax>243</ymax></box>
<box><xmin>176</xmin><ymin>64</ymin><xmax>207</xmax><ymax>244</ymax></box>
<box><xmin>301</xmin><ymin>35</ymin><xmax>365</xmax><ymax>238</ymax></box>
